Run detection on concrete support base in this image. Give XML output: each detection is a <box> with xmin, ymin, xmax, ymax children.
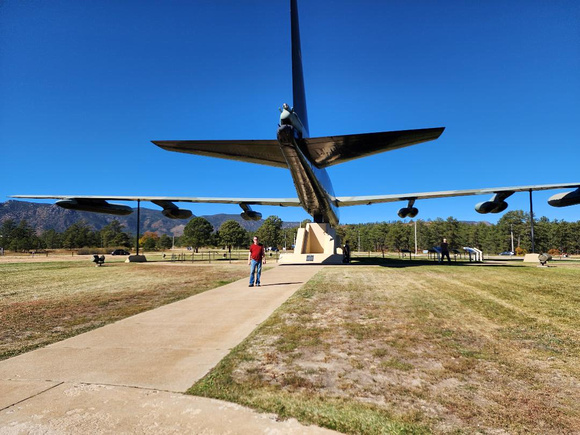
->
<box><xmin>279</xmin><ymin>223</ymin><xmax>343</xmax><ymax>264</ymax></box>
<box><xmin>126</xmin><ymin>255</ymin><xmax>147</xmax><ymax>263</ymax></box>
<box><xmin>523</xmin><ymin>253</ymin><xmax>539</xmax><ymax>263</ymax></box>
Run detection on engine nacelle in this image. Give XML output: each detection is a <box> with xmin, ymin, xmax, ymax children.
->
<box><xmin>548</xmin><ymin>188</ymin><xmax>580</xmax><ymax>207</ymax></box>
<box><xmin>397</xmin><ymin>207</ymin><xmax>418</xmax><ymax>218</ymax></box>
<box><xmin>475</xmin><ymin>200</ymin><xmax>508</xmax><ymax>214</ymax></box>
<box><xmin>239</xmin><ymin>203</ymin><xmax>262</xmax><ymax>221</ymax></box>
<box><xmin>152</xmin><ymin>200</ymin><xmax>192</xmax><ymax>219</ymax></box>
<box><xmin>240</xmin><ymin>211</ymin><xmax>262</xmax><ymax>221</ymax></box>
<box><xmin>161</xmin><ymin>208</ymin><xmax>193</xmax><ymax>219</ymax></box>
<box><xmin>56</xmin><ymin>199</ymin><xmax>133</xmax><ymax>216</ymax></box>
<box><xmin>493</xmin><ymin>201</ymin><xmax>509</xmax><ymax>213</ymax></box>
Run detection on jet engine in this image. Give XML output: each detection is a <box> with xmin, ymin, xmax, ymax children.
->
<box><xmin>397</xmin><ymin>199</ymin><xmax>418</xmax><ymax>218</ymax></box>
<box><xmin>241</xmin><ymin>211</ymin><xmax>262</xmax><ymax>221</ymax></box>
<box><xmin>548</xmin><ymin>188</ymin><xmax>580</xmax><ymax>207</ymax></box>
<box><xmin>56</xmin><ymin>199</ymin><xmax>133</xmax><ymax>215</ymax></box>
<box><xmin>475</xmin><ymin>191</ymin><xmax>513</xmax><ymax>214</ymax></box>
<box><xmin>161</xmin><ymin>208</ymin><xmax>192</xmax><ymax>219</ymax></box>
<box><xmin>152</xmin><ymin>200</ymin><xmax>192</xmax><ymax>219</ymax></box>
<box><xmin>397</xmin><ymin>207</ymin><xmax>419</xmax><ymax>218</ymax></box>
<box><xmin>239</xmin><ymin>203</ymin><xmax>262</xmax><ymax>221</ymax></box>
<box><xmin>474</xmin><ymin>200</ymin><xmax>508</xmax><ymax>214</ymax></box>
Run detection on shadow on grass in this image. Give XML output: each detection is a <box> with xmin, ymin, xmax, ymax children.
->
<box><xmin>260</xmin><ymin>282</ymin><xmax>304</xmax><ymax>287</ymax></box>
<box><xmin>345</xmin><ymin>257</ymin><xmax>524</xmax><ymax>268</ymax></box>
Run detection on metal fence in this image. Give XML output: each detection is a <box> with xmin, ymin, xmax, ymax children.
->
<box><xmin>166</xmin><ymin>250</ymin><xmax>280</xmax><ymax>263</ymax></box>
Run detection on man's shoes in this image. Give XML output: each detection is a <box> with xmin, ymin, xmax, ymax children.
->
<box><xmin>249</xmin><ymin>284</ymin><xmax>254</xmax><ymax>287</ymax></box>
<box><xmin>256</xmin><ymin>283</ymin><xmax>261</xmax><ymax>287</ymax></box>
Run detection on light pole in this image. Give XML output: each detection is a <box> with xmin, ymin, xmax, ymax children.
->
<box><xmin>135</xmin><ymin>199</ymin><xmax>141</xmax><ymax>256</ymax></box>
<box><xmin>414</xmin><ymin>220</ymin><xmax>418</xmax><ymax>255</ymax></box>
<box><xmin>529</xmin><ymin>190</ymin><xmax>535</xmax><ymax>253</ymax></box>
<box><xmin>510</xmin><ymin>224</ymin><xmax>514</xmax><ymax>253</ymax></box>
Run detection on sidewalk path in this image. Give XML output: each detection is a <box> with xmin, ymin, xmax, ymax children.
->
<box><xmin>0</xmin><ymin>264</ymin><xmax>336</xmax><ymax>434</ymax></box>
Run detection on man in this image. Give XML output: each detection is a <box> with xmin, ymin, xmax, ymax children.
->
<box><xmin>343</xmin><ymin>241</ymin><xmax>351</xmax><ymax>263</ymax></box>
<box><xmin>248</xmin><ymin>236</ymin><xmax>266</xmax><ymax>287</ymax></box>
<box><xmin>440</xmin><ymin>238</ymin><xmax>451</xmax><ymax>263</ymax></box>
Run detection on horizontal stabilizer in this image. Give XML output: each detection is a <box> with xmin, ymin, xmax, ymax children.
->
<box><xmin>303</xmin><ymin>127</ymin><xmax>445</xmax><ymax>168</ymax></box>
<box><xmin>152</xmin><ymin>140</ymin><xmax>287</xmax><ymax>168</ymax></box>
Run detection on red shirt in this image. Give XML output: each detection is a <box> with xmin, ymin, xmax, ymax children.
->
<box><xmin>249</xmin><ymin>243</ymin><xmax>265</xmax><ymax>261</ymax></box>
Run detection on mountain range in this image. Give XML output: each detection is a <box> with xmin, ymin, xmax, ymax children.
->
<box><xmin>0</xmin><ymin>200</ymin><xmax>298</xmax><ymax>235</ymax></box>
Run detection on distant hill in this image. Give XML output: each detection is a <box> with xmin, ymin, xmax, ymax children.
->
<box><xmin>0</xmin><ymin>200</ymin><xmax>298</xmax><ymax>235</ymax></box>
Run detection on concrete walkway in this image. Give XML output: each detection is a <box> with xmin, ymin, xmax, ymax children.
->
<box><xmin>0</xmin><ymin>264</ymin><xmax>337</xmax><ymax>434</ymax></box>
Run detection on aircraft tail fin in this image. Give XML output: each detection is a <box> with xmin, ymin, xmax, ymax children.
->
<box><xmin>291</xmin><ymin>0</ymin><xmax>309</xmax><ymax>136</ymax></box>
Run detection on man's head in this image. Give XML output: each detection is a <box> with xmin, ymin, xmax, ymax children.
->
<box><xmin>253</xmin><ymin>237</ymin><xmax>259</xmax><ymax>244</ymax></box>
<box><xmin>443</xmin><ymin>238</ymin><xmax>447</xmax><ymax>243</ymax></box>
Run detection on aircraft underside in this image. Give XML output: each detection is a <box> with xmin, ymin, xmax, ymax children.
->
<box><xmin>277</xmin><ymin>123</ymin><xmax>339</xmax><ymax>225</ymax></box>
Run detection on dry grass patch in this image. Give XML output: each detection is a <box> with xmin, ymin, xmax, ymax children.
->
<box><xmin>189</xmin><ymin>262</ymin><xmax>580</xmax><ymax>434</ymax></box>
<box><xmin>0</xmin><ymin>260</ymin><xmax>247</xmax><ymax>360</ymax></box>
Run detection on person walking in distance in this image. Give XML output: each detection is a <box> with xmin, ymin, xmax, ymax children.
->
<box><xmin>248</xmin><ymin>236</ymin><xmax>266</xmax><ymax>287</ymax></box>
<box><xmin>343</xmin><ymin>241</ymin><xmax>351</xmax><ymax>263</ymax></box>
<box><xmin>440</xmin><ymin>238</ymin><xmax>451</xmax><ymax>264</ymax></box>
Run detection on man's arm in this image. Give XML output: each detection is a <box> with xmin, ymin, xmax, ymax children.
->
<box><xmin>262</xmin><ymin>246</ymin><xmax>266</xmax><ymax>264</ymax></box>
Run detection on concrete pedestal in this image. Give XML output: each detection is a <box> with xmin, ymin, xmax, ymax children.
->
<box><xmin>126</xmin><ymin>255</ymin><xmax>147</xmax><ymax>263</ymax></box>
<box><xmin>523</xmin><ymin>253</ymin><xmax>539</xmax><ymax>263</ymax></box>
<box><xmin>279</xmin><ymin>223</ymin><xmax>343</xmax><ymax>264</ymax></box>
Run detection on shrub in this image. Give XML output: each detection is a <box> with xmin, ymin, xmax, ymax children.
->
<box><xmin>77</xmin><ymin>247</ymin><xmax>109</xmax><ymax>255</ymax></box>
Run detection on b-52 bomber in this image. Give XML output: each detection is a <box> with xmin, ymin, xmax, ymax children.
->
<box><xmin>14</xmin><ymin>0</ymin><xmax>580</xmax><ymax>227</ymax></box>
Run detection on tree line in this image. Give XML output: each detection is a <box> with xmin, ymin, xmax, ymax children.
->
<box><xmin>1</xmin><ymin>210</ymin><xmax>579</xmax><ymax>255</ymax></box>
<box><xmin>337</xmin><ymin>211</ymin><xmax>580</xmax><ymax>255</ymax></box>
<box><xmin>0</xmin><ymin>219</ymin><xmax>134</xmax><ymax>252</ymax></box>
<box><xmin>0</xmin><ymin>216</ymin><xmax>300</xmax><ymax>254</ymax></box>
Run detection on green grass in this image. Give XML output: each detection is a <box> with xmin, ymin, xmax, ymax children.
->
<box><xmin>188</xmin><ymin>262</ymin><xmax>580</xmax><ymax>434</ymax></box>
<box><xmin>0</xmin><ymin>260</ymin><xmax>248</xmax><ymax>360</ymax></box>
<box><xmin>3</xmin><ymin>255</ymin><xmax>579</xmax><ymax>433</ymax></box>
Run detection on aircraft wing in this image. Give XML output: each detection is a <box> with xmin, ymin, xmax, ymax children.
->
<box><xmin>11</xmin><ymin>195</ymin><xmax>302</xmax><ymax>219</ymax></box>
<box><xmin>303</xmin><ymin>127</ymin><xmax>445</xmax><ymax>168</ymax></box>
<box><xmin>11</xmin><ymin>195</ymin><xmax>302</xmax><ymax>207</ymax></box>
<box><xmin>152</xmin><ymin>140</ymin><xmax>288</xmax><ymax>168</ymax></box>
<box><xmin>335</xmin><ymin>183</ymin><xmax>580</xmax><ymax>206</ymax></box>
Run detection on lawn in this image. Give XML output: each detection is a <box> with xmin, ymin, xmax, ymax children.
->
<box><xmin>0</xmin><ymin>259</ymin><xmax>248</xmax><ymax>360</ymax></box>
<box><xmin>189</xmin><ymin>260</ymin><xmax>580</xmax><ymax>434</ymax></box>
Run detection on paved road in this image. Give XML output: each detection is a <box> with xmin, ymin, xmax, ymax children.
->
<box><xmin>0</xmin><ymin>264</ymin><xmax>337</xmax><ymax>434</ymax></box>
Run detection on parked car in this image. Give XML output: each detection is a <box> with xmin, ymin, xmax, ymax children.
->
<box><xmin>111</xmin><ymin>249</ymin><xmax>131</xmax><ymax>256</ymax></box>
<box><xmin>499</xmin><ymin>251</ymin><xmax>515</xmax><ymax>256</ymax></box>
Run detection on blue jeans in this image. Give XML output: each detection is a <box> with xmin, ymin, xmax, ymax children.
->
<box><xmin>249</xmin><ymin>259</ymin><xmax>262</xmax><ymax>285</ymax></box>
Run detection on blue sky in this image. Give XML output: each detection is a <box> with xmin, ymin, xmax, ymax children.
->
<box><xmin>1</xmin><ymin>0</ymin><xmax>579</xmax><ymax>224</ymax></box>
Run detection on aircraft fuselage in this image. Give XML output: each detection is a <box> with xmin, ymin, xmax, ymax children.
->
<box><xmin>277</xmin><ymin>105</ymin><xmax>340</xmax><ymax>226</ymax></box>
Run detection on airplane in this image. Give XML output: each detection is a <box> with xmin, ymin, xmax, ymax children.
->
<box><xmin>13</xmin><ymin>0</ymin><xmax>580</xmax><ymax>228</ymax></box>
